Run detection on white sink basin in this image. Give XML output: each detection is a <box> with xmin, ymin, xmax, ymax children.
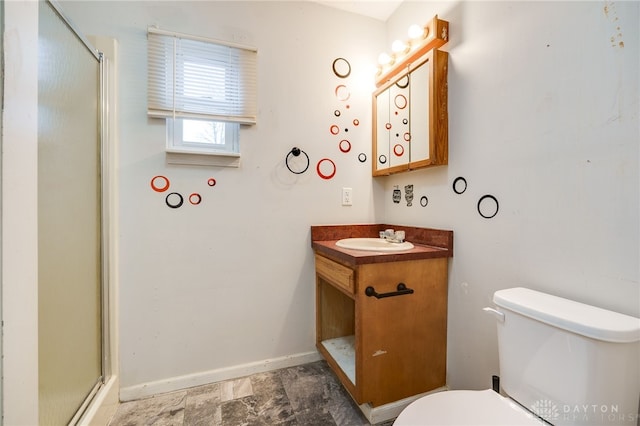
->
<box><xmin>335</xmin><ymin>238</ymin><xmax>414</xmax><ymax>252</ymax></box>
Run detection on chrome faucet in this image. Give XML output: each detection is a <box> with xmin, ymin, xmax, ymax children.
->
<box><xmin>380</xmin><ymin>229</ymin><xmax>406</xmax><ymax>243</ymax></box>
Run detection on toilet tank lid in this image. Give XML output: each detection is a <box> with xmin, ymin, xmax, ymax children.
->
<box><xmin>494</xmin><ymin>287</ymin><xmax>640</xmax><ymax>343</ymax></box>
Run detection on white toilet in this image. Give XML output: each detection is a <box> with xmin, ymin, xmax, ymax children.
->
<box><xmin>394</xmin><ymin>287</ymin><xmax>640</xmax><ymax>426</ymax></box>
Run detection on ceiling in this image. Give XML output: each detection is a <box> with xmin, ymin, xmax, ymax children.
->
<box><xmin>313</xmin><ymin>0</ymin><xmax>403</xmax><ymax>21</ymax></box>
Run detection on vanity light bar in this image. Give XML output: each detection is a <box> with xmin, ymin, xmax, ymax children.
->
<box><xmin>375</xmin><ymin>15</ymin><xmax>449</xmax><ymax>87</ymax></box>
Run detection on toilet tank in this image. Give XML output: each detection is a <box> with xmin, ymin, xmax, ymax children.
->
<box><xmin>493</xmin><ymin>287</ymin><xmax>640</xmax><ymax>426</ymax></box>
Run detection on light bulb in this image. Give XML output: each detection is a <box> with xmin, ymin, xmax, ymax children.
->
<box><xmin>391</xmin><ymin>39</ymin><xmax>408</xmax><ymax>54</ymax></box>
<box><xmin>377</xmin><ymin>52</ymin><xmax>393</xmax><ymax>66</ymax></box>
<box><xmin>408</xmin><ymin>24</ymin><xmax>425</xmax><ymax>40</ymax></box>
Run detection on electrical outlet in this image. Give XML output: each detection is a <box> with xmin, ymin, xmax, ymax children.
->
<box><xmin>342</xmin><ymin>188</ymin><xmax>353</xmax><ymax>206</ymax></box>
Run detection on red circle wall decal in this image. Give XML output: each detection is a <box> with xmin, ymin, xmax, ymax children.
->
<box><xmin>189</xmin><ymin>193</ymin><xmax>202</xmax><ymax>205</ymax></box>
<box><xmin>316</xmin><ymin>158</ymin><xmax>336</xmax><ymax>180</ymax></box>
<box><xmin>151</xmin><ymin>175</ymin><xmax>170</xmax><ymax>192</ymax></box>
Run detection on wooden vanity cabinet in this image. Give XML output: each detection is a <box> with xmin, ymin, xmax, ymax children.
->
<box><xmin>315</xmin><ymin>253</ymin><xmax>448</xmax><ymax>407</ymax></box>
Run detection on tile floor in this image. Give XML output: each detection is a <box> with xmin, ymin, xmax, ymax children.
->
<box><xmin>108</xmin><ymin>360</ymin><xmax>395</xmax><ymax>426</ymax></box>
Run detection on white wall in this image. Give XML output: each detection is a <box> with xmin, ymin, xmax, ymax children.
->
<box><xmin>60</xmin><ymin>1</ymin><xmax>386</xmax><ymax>397</ymax></box>
<box><xmin>58</xmin><ymin>0</ymin><xmax>639</xmax><ymax>402</ymax></box>
<box><xmin>383</xmin><ymin>1</ymin><xmax>639</xmax><ymax>390</ymax></box>
<box><xmin>1</xmin><ymin>1</ymin><xmax>40</xmax><ymax>424</ymax></box>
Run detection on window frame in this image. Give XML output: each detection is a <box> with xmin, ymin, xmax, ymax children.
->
<box><xmin>147</xmin><ymin>27</ymin><xmax>257</xmax><ymax>166</ymax></box>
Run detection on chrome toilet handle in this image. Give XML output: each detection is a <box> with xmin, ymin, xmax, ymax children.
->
<box><xmin>483</xmin><ymin>307</ymin><xmax>505</xmax><ymax>323</ymax></box>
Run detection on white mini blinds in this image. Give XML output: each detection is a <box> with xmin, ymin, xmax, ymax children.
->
<box><xmin>147</xmin><ymin>28</ymin><xmax>257</xmax><ymax>125</ymax></box>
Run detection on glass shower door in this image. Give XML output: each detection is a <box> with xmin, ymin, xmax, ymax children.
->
<box><xmin>38</xmin><ymin>2</ymin><xmax>103</xmax><ymax>424</ymax></box>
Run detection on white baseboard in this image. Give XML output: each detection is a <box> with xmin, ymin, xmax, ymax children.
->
<box><xmin>120</xmin><ymin>351</ymin><xmax>323</xmax><ymax>402</ymax></box>
<box><xmin>358</xmin><ymin>386</ymin><xmax>448</xmax><ymax>424</ymax></box>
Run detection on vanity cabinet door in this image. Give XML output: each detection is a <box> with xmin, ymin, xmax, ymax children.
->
<box><xmin>373</xmin><ymin>88</ymin><xmax>391</xmax><ymax>175</ymax></box>
<box><xmin>388</xmin><ymin>78</ymin><xmax>410</xmax><ymax>170</ymax></box>
<box><xmin>373</xmin><ymin>75</ymin><xmax>411</xmax><ymax>176</ymax></box>
<box><xmin>356</xmin><ymin>259</ymin><xmax>448</xmax><ymax>407</ymax></box>
<box><xmin>409</xmin><ymin>61</ymin><xmax>430</xmax><ymax>166</ymax></box>
<box><xmin>409</xmin><ymin>49</ymin><xmax>448</xmax><ymax>169</ymax></box>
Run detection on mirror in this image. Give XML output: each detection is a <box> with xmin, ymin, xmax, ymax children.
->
<box><xmin>372</xmin><ymin>48</ymin><xmax>448</xmax><ymax>176</ymax></box>
<box><xmin>371</xmin><ymin>15</ymin><xmax>449</xmax><ymax>177</ymax></box>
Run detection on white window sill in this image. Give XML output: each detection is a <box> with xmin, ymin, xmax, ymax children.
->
<box><xmin>166</xmin><ymin>148</ymin><xmax>240</xmax><ymax>167</ymax></box>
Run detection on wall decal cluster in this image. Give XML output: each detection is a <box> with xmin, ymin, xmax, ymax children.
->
<box><xmin>329</xmin><ymin>57</ymin><xmax>367</xmax><ymax>174</ymax></box>
<box><xmin>390</xmin><ymin>177</ymin><xmax>500</xmax><ymax>218</ymax></box>
<box><xmin>452</xmin><ymin>176</ymin><xmax>500</xmax><ymax>219</ymax></box>
<box><xmin>393</xmin><ymin>184</ymin><xmax>430</xmax><ymax>208</ymax></box>
<box><xmin>150</xmin><ymin>175</ymin><xmax>215</xmax><ymax>209</ymax></box>
<box><xmin>284</xmin><ymin>57</ymin><xmax>367</xmax><ymax>181</ymax></box>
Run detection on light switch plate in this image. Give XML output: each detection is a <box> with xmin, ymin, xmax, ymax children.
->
<box><xmin>342</xmin><ymin>187</ymin><xmax>353</xmax><ymax>206</ymax></box>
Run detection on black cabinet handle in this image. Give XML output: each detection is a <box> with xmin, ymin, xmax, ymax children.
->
<box><xmin>365</xmin><ymin>283</ymin><xmax>414</xmax><ymax>299</ymax></box>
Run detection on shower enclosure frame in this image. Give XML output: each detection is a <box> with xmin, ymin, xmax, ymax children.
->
<box><xmin>39</xmin><ymin>1</ymin><xmax>112</xmax><ymax>424</ymax></box>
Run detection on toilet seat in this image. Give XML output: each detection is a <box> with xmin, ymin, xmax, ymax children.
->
<box><xmin>394</xmin><ymin>389</ymin><xmax>546</xmax><ymax>425</ymax></box>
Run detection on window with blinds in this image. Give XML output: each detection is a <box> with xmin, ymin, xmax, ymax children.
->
<box><xmin>147</xmin><ymin>28</ymin><xmax>257</xmax><ymax>162</ymax></box>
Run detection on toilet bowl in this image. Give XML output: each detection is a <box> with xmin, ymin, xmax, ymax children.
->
<box><xmin>394</xmin><ymin>389</ymin><xmax>545</xmax><ymax>425</ymax></box>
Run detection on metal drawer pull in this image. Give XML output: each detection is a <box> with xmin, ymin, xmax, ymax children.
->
<box><xmin>365</xmin><ymin>283</ymin><xmax>414</xmax><ymax>299</ymax></box>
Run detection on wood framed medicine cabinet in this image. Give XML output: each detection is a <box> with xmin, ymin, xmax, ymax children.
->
<box><xmin>372</xmin><ymin>16</ymin><xmax>449</xmax><ymax>176</ymax></box>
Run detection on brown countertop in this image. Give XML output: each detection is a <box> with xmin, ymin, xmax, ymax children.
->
<box><xmin>311</xmin><ymin>224</ymin><xmax>453</xmax><ymax>266</ymax></box>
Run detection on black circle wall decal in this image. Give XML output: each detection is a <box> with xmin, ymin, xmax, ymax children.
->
<box><xmin>332</xmin><ymin>58</ymin><xmax>351</xmax><ymax>78</ymax></box>
<box><xmin>358</xmin><ymin>153</ymin><xmax>367</xmax><ymax>163</ymax></box>
<box><xmin>420</xmin><ymin>196</ymin><xmax>428</xmax><ymax>207</ymax></box>
<box><xmin>478</xmin><ymin>195</ymin><xmax>499</xmax><ymax>219</ymax></box>
<box><xmin>453</xmin><ymin>177</ymin><xmax>467</xmax><ymax>194</ymax></box>
<box><xmin>165</xmin><ymin>192</ymin><xmax>184</xmax><ymax>209</ymax></box>
<box><xmin>379</xmin><ymin>154</ymin><xmax>387</xmax><ymax>164</ymax></box>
